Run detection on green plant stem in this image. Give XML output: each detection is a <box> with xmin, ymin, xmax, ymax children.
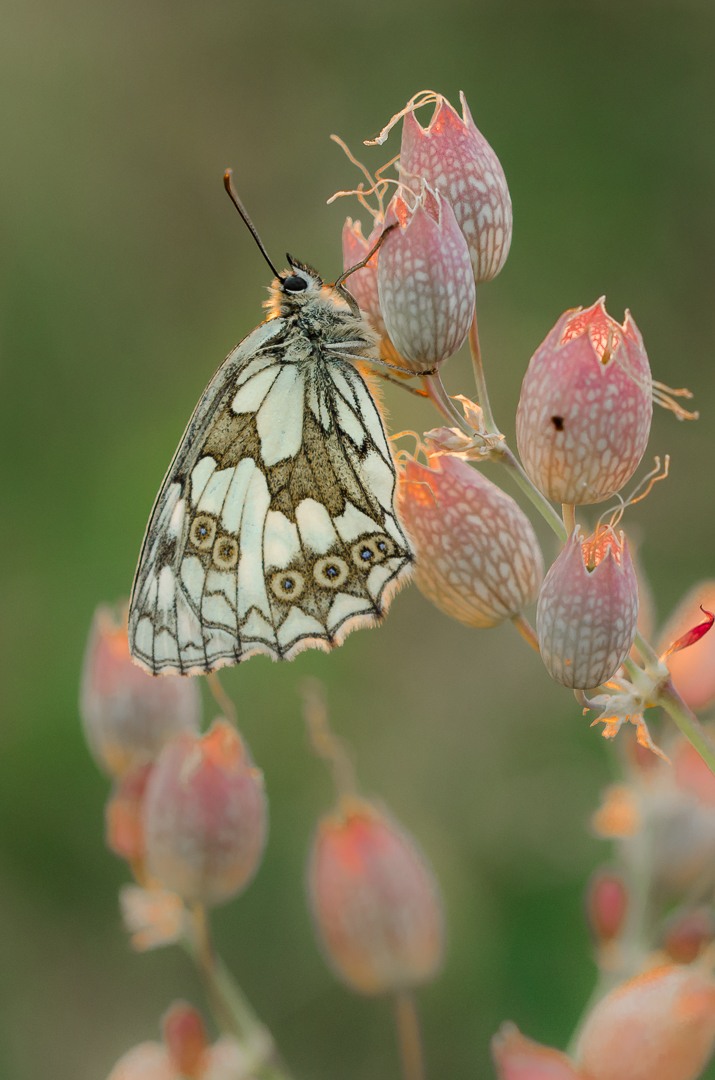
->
<box><xmin>185</xmin><ymin>903</ymin><xmax>293</xmax><ymax>1080</ymax></box>
<box><xmin>394</xmin><ymin>992</ymin><xmax>425</xmax><ymax>1080</ymax></box>
<box><xmin>468</xmin><ymin>306</ymin><xmax>497</xmax><ymax>434</ymax></box>
<box><xmin>658</xmin><ymin>678</ymin><xmax>715</xmax><ymax>776</ymax></box>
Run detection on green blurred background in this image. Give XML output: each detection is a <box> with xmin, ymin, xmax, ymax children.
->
<box><xmin>1</xmin><ymin>1</ymin><xmax>714</xmax><ymax>1076</ymax></box>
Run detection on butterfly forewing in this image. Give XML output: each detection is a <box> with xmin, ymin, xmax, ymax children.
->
<box><xmin>129</xmin><ymin>313</ymin><xmax>413</xmax><ymax>675</ymax></box>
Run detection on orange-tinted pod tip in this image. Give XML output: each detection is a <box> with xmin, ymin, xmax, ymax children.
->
<box><xmin>658</xmin><ymin>582</ymin><xmax>715</xmax><ymax>714</ymax></box>
<box><xmin>491</xmin><ymin>1022</ymin><xmax>584</xmax><ymax>1080</ymax></box>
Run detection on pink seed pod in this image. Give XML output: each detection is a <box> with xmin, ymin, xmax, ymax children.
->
<box><xmin>574</xmin><ymin>964</ymin><xmax>715</xmax><ymax>1080</ymax></box>
<box><xmin>162</xmin><ymin>1002</ymin><xmax>209</xmax><ymax>1079</ymax></box>
<box><xmin>536</xmin><ymin>525</ymin><xmax>639</xmax><ymax>689</ymax></box>
<box><xmin>491</xmin><ymin>1022</ymin><xmax>584</xmax><ymax>1080</ymax></box>
<box><xmin>658</xmin><ymin>582</ymin><xmax>715</xmax><ymax>714</ymax></box>
<box><xmin>662</xmin><ymin>908</ymin><xmax>715</xmax><ymax>965</ymax></box>
<box><xmin>308</xmin><ymin>797</ymin><xmax>444</xmax><ymax>996</ymax></box>
<box><xmin>144</xmin><ymin>720</ymin><xmax>267</xmax><ymax>907</ymax></box>
<box><xmin>80</xmin><ymin>603</ymin><xmax>201</xmax><ymax>777</ymax></box>
<box><xmin>398</xmin><ymin>452</ymin><xmax>543</xmax><ymax>628</ymax></box>
<box><xmin>400</xmin><ymin>92</ymin><xmax>512</xmax><ymax>284</ymax></box>
<box><xmin>105</xmin><ymin>761</ymin><xmax>153</xmax><ymax>868</ymax></box>
<box><xmin>516</xmin><ymin>299</ymin><xmax>653</xmax><ymax>504</ymax></box>
<box><xmin>342</xmin><ymin>217</ymin><xmax>388</xmax><ymax>339</ymax></box>
<box><xmin>377</xmin><ymin>185</ymin><xmax>475</xmax><ymax>373</ymax></box>
<box><xmin>586</xmin><ymin>869</ymin><xmax>629</xmax><ymax>944</ymax></box>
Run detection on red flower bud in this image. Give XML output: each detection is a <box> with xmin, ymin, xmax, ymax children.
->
<box><xmin>491</xmin><ymin>1023</ymin><xmax>583</xmax><ymax>1080</ymax></box>
<box><xmin>662</xmin><ymin>908</ymin><xmax>715</xmax><ymax>965</ymax></box>
<box><xmin>658</xmin><ymin>582</ymin><xmax>715</xmax><ymax>714</ymax></box>
<box><xmin>537</xmin><ymin>526</ymin><xmax>639</xmax><ymax>689</ymax></box>
<box><xmin>378</xmin><ymin>185</ymin><xmax>475</xmax><ymax>372</ymax></box>
<box><xmin>586</xmin><ymin>870</ymin><xmax>629</xmax><ymax>943</ymax></box>
<box><xmin>516</xmin><ymin>299</ymin><xmax>652</xmax><ymax>504</ymax></box>
<box><xmin>162</xmin><ymin>1002</ymin><xmax>209</xmax><ymax>1079</ymax></box>
<box><xmin>399</xmin><ymin>92</ymin><xmax>512</xmax><ymax>284</ymax></box>
<box><xmin>398</xmin><ymin>453</ymin><xmax>543</xmax><ymax>628</ymax></box>
<box><xmin>144</xmin><ymin>720</ymin><xmax>267</xmax><ymax>906</ymax></box>
<box><xmin>574</xmin><ymin>964</ymin><xmax>715</xmax><ymax>1080</ymax></box>
<box><xmin>81</xmin><ymin>603</ymin><xmax>201</xmax><ymax>777</ymax></box>
<box><xmin>106</xmin><ymin>762</ymin><xmax>153</xmax><ymax>866</ymax></box>
<box><xmin>308</xmin><ymin>797</ymin><xmax>444</xmax><ymax>996</ymax></box>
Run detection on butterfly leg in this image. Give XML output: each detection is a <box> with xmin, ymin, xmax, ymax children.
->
<box><xmin>373</xmin><ymin>371</ymin><xmax>428</xmax><ymax>397</ymax></box>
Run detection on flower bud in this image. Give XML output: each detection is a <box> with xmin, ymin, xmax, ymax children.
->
<box><xmin>80</xmin><ymin>603</ymin><xmax>201</xmax><ymax>777</ymax></box>
<box><xmin>586</xmin><ymin>870</ymin><xmax>629</xmax><ymax>944</ymax></box>
<box><xmin>106</xmin><ymin>762</ymin><xmax>153</xmax><ymax>866</ymax></box>
<box><xmin>399</xmin><ymin>92</ymin><xmax>513</xmax><ymax>284</ymax></box>
<box><xmin>574</xmin><ymin>964</ymin><xmax>715</xmax><ymax>1080</ymax></box>
<box><xmin>144</xmin><ymin>720</ymin><xmax>267</xmax><ymax>906</ymax></box>
<box><xmin>516</xmin><ymin>299</ymin><xmax>652</xmax><ymax>504</ymax></box>
<box><xmin>658</xmin><ymin>582</ymin><xmax>715</xmax><ymax>714</ymax></box>
<box><xmin>342</xmin><ymin>217</ymin><xmax>388</xmax><ymax>339</ymax></box>
<box><xmin>308</xmin><ymin>797</ymin><xmax>444</xmax><ymax>995</ymax></box>
<box><xmin>378</xmin><ymin>185</ymin><xmax>475</xmax><ymax>372</ymax></box>
<box><xmin>398</xmin><ymin>452</ymin><xmax>543</xmax><ymax>628</ymax></box>
<box><xmin>537</xmin><ymin>526</ymin><xmax>639</xmax><ymax>689</ymax></box>
<box><xmin>106</xmin><ymin>1003</ymin><xmax>246</xmax><ymax>1080</ymax></box>
<box><xmin>491</xmin><ymin>1023</ymin><xmax>583</xmax><ymax>1080</ymax></box>
<box><xmin>162</xmin><ymin>1002</ymin><xmax>209</xmax><ymax>1079</ymax></box>
<box><xmin>590</xmin><ymin>784</ymin><xmax>641</xmax><ymax>839</ymax></box>
<box><xmin>662</xmin><ymin>908</ymin><xmax>715</xmax><ymax>965</ymax></box>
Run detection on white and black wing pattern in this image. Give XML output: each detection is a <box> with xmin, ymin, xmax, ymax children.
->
<box><xmin>128</xmin><ymin>319</ymin><xmax>413</xmax><ymax>675</ymax></box>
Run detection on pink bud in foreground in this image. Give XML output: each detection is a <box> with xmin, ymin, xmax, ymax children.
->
<box><xmin>400</xmin><ymin>92</ymin><xmax>512</xmax><ymax>283</ymax></box>
<box><xmin>658</xmin><ymin>582</ymin><xmax>715</xmax><ymax>714</ymax></box>
<box><xmin>144</xmin><ymin>720</ymin><xmax>267</xmax><ymax>906</ymax></box>
<box><xmin>491</xmin><ymin>1023</ymin><xmax>583</xmax><ymax>1080</ymax></box>
<box><xmin>586</xmin><ymin>870</ymin><xmax>629</xmax><ymax>944</ymax></box>
<box><xmin>574</xmin><ymin>964</ymin><xmax>715</xmax><ymax>1080</ymax></box>
<box><xmin>663</xmin><ymin>908</ymin><xmax>715</xmax><ymax>965</ymax></box>
<box><xmin>378</xmin><ymin>185</ymin><xmax>475</xmax><ymax>372</ymax></box>
<box><xmin>398</xmin><ymin>453</ymin><xmax>543</xmax><ymax>628</ymax></box>
<box><xmin>537</xmin><ymin>526</ymin><xmax>639</xmax><ymax>689</ymax></box>
<box><xmin>106</xmin><ymin>762</ymin><xmax>153</xmax><ymax>868</ymax></box>
<box><xmin>162</xmin><ymin>1002</ymin><xmax>209</xmax><ymax>1079</ymax></box>
<box><xmin>516</xmin><ymin>299</ymin><xmax>652</xmax><ymax>504</ymax></box>
<box><xmin>80</xmin><ymin>603</ymin><xmax>201</xmax><ymax>777</ymax></box>
<box><xmin>308</xmin><ymin>797</ymin><xmax>444</xmax><ymax>995</ymax></box>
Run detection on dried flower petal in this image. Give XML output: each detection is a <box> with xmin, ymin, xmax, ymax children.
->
<box><xmin>658</xmin><ymin>583</ymin><xmax>715</xmax><ymax>713</ymax></box>
<box><xmin>119</xmin><ymin>884</ymin><xmax>186</xmax><ymax>951</ymax></box>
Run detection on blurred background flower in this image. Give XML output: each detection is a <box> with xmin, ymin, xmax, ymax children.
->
<box><xmin>1</xmin><ymin>3</ymin><xmax>714</xmax><ymax>1079</ymax></box>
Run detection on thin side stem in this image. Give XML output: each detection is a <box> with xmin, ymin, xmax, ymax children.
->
<box><xmin>423</xmin><ymin>373</ymin><xmax>473</xmax><ymax>433</ymax></box>
<box><xmin>394</xmin><ymin>992</ymin><xmax>425</xmax><ymax>1080</ymax></box>
<box><xmin>186</xmin><ymin>904</ymin><xmax>292</xmax><ymax>1080</ymax></box>
<box><xmin>498</xmin><ymin>446</ymin><xmax>568</xmax><ymax>541</ymax></box>
<box><xmin>206</xmin><ymin>671</ymin><xmax>238</xmax><ymax>727</ymax></box>
<box><xmin>512</xmin><ymin>613</ymin><xmax>540</xmax><ymax>653</ymax></box>
<box><xmin>468</xmin><ymin>307</ymin><xmax>497</xmax><ymax>434</ymax></box>
<box><xmin>658</xmin><ymin>679</ymin><xmax>715</xmax><ymax>777</ymax></box>
<box><xmin>562</xmin><ymin>504</ymin><xmax>576</xmax><ymax>536</ymax></box>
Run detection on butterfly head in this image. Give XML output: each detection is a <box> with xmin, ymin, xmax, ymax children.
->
<box><xmin>266</xmin><ymin>256</ymin><xmax>357</xmax><ymax>320</ymax></box>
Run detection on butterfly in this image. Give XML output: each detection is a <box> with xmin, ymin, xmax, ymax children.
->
<box><xmin>128</xmin><ymin>175</ymin><xmax>414</xmax><ymax>676</ymax></box>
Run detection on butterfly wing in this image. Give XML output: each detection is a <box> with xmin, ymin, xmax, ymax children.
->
<box><xmin>128</xmin><ymin>319</ymin><xmax>413</xmax><ymax>675</ymax></box>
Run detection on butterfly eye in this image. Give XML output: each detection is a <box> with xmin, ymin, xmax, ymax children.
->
<box><xmin>313</xmin><ymin>556</ymin><xmax>349</xmax><ymax>589</ymax></box>
<box><xmin>271</xmin><ymin>570</ymin><xmax>305</xmax><ymax>602</ymax></box>
<box><xmin>283</xmin><ymin>274</ymin><xmax>308</xmax><ymax>293</ymax></box>
<box><xmin>190</xmin><ymin>514</ymin><xmax>217</xmax><ymax>551</ymax></box>
<box><xmin>213</xmin><ymin>535</ymin><xmax>238</xmax><ymax>569</ymax></box>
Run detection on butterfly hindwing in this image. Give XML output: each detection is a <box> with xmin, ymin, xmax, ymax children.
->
<box><xmin>129</xmin><ymin>318</ymin><xmax>413</xmax><ymax>675</ymax></box>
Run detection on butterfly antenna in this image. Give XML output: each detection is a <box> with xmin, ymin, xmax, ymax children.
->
<box><xmin>223</xmin><ymin>170</ymin><xmax>282</xmax><ymax>279</ymax></box>
<box><xmin>334</xmin><ymin>222</ymin><xmax>397</xmax><ymax>287</ymax></box>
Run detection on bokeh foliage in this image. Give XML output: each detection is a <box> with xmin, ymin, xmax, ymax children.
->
<box><xmin>1</xmin><ymin>1</ymin><xmax>714</xmax><ymax>1077</ymax></box>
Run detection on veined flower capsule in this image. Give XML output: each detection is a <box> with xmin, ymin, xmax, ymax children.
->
<box><xmin>308</xmin><ymin>797</ymin><xmax>444</xmax><ymax>996</ymax></box>
<box><xmin>342</xmin><ymin>217</ymin><xmax>387</xmax><ymax>339</ymax></box>
<box><xmin>536</xmin><ymin>525</ymin><xmax>639</xmax><ymax>689</ymax></box>
<box><xmin>399</xmin><ymin>91</ymin><xmax>512</xmax><ymax>283</ymax></box>
<box><xmin>398</xmin><ymin>452</ymin><xmax>543</xmax><ymax>628</ymax></box>
<box><xmin>80</xmin><ymin>603</ymin><xmax>201</xmax><ymax>777</ymax></box>
<box><xmin>574</xmin><ymin>964</ymin><xmax>715</xmax><ymax>1080</ymax></box>
<box><xmin>144</xmin><ymin>720</ymin><xmax>267</xmax><ymax>907</ymax></box>
<box><xmin>516</xmin><ymin>299</ymin><xmax>652</xmax><ymax>504</ymax></box>
<box><xmin>378</xmin><ymin>185</ymin><xmax>475</xmax><ymax>373</ymax></box>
